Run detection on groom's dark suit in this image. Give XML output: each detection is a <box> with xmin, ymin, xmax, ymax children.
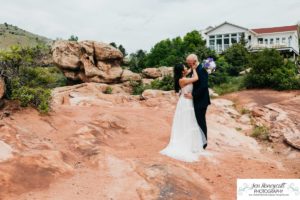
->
<box><xmin>189</xmin><ymin>63</ymin><xmax>211</xmax><ymax>149</ymax></box>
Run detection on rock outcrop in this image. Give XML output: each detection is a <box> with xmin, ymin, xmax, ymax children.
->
<box><xmin>120</xmin><ymin>69</ymin><xmax>142</xmax><ymax>82</ymax></box>
<box><xmin>141</xmin><ymin>89</ymin><xmax>176</xmax><ymax>99</ymax></box>
<box><xmin>0</xmin><ymin>77</ymin><xmax>5</xmax><ymax>99</ymax></box>
<box><xmin>1</xmin><ymin>85</ymin><xmax>299</xmax><ymax>200</ymax></box>
<box><xmin>223</xmin><ymin>90</ymin><xmax>300</xmax><ymax>150</ymax></box>
<box><xmin>142</xmin><ymin>66</ymin><xmax>173</xmax><ymax>79</ymax></box>
<box><xmin>52</xmin><ymin>40</ymin><xmax>140</xmax><ymax>84</ymax></box>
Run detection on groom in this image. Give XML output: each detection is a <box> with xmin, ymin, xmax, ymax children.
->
<box><xmin>184</xmin><ymin>54</ymin><xmax>211</xmax><ymax>149</ymax></box>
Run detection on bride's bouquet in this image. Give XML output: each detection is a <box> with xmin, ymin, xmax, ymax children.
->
<box><xmin>203</xmin><ymin>57</ymin><xmax>216</xmax><ymax>74</ymax></box>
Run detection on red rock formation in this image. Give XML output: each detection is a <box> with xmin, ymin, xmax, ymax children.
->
<box><xmin>0</xmin><ymin>85</ymin><xmax>299</xmax><ymax>200</ymax></box>
<box><xmin>52</xmin><ymin>40</ymin><xmax>141</xmax><ymax>84</ymax></box>
<box><xmin>0</xmin><ymin>77</ymin><xmax>5</xmax><ymax>99</ymax></box>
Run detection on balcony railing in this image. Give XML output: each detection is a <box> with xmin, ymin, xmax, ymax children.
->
<box><xmin>209</xmin><ymin>44</ymin><xmax>230</xmax><ymax>53</ymax></box>
<box><xmin>224</xmin><ymin>44</ymin><xmax>230</xmax><ymax>51</ymax></box>
<box><xmin>251</xmin><ymin>43</ymin><xmax>289</xmax><ymax>49</ymax></box>
<box><xmin>216</xmin><ymin>45</ymin><xmax>222</xmax><ymax>53</ymax></box>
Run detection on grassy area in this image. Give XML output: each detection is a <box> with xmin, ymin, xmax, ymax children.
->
<box><xmin>251</xmin><ymin>125</ymin><xmax>269</xmax><ymax>141</ymax></box>
<box><xmin>104</xmin><ymin>86</ymin><xmax>113</xmax><ymax>94</ymax></box>
<box><xmin>212</xmin><ymin>76</ymin><xmax>245</xmax><ymax>95</ymax></box>
<box><xmin>0</xmin><ymin>23</ymin><xmax>52</xmax><ymax>49</ymax></box>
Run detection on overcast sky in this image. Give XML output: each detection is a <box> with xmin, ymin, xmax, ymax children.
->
<box><xmin>0</xmin><ymin>0</ymin><xmax>299</xmax><ymax>53</ymax></box>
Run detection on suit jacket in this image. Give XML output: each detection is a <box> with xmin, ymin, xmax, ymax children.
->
<box><xmin>190</xmin><ymin>63</ymin><xmax>211</xmax><ymax>109</ymax></box>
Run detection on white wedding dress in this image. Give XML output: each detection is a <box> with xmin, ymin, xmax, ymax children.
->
<box><xmin>160</xmin><ymin>83</ymin><xmax>208</xmax><ymax>162</ymax></box>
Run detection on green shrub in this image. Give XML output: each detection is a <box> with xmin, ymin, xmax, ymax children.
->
<box><xmin>244</xmin><ymin>49</ymin><xmax>300</xmax><ymax>90</ymax></box>
<box><xmin>235</xmin><ymin>127</ymin><xmax>242</xmax><ymax>131</ymax></box>
<box><xmin>212</xmin><ymin>76</ymin><xmax>245</xmax><ymax>95</ymax></box>
<box><xmin>18</xmin><ymin>66</ymin><xmax>67</xmax><ymax>88</ymax></box>
<box><xmin>209</xmin><ymin>56</ymin><xmax>230</xmax><ymax>87</ymax></box>
<box><xmin>7</xmin><ymin>66</ymin><xmax>66</xmax><ymax>112</ymax></box>
<box><xmin>68</xmin><ymin>35</ymin><xmax>78</xmax><ymax>41</ymax></box>
<box><xmin>130</xmin><ymin>75</ymin><xmax>174</xmax><ymax>95</ymax></box>
<box><xmin>10</xmin><ymin>78</ymin><xmax>51</xmax><ymax>113</ymax></box>
<box><xmin>240</xmin><ymin>108</ymin><xmax>250</xmax><ymax>115</ymax></box>
<box><xmin>251</xmin><ymin>125</ymin><xmax>269</xmax><ymax>141</ymax></box>
<box><xmin>0</xmin><ymin>45</ymin><xmax>67</xmax><ymax>113</ymax></box>
<box><xmin>150</xmin><ymin>75</ymin><xmax>174</xmax><ymax>91</ymax></box>
<box><xmin>128</xmin><ymin>50</ymin><xmax>147</xmax><ymax>73</ymax></box>
<box><xmin>104</xmin><ymin>86</ymin><xmax>113</xmax><ymax>94</ymax></box>
<box><xmin>130</xmin><ymin>80</ymin><xmax>151</xmax><ymax>95</ymax></box>
<box><xmin>224</xmin><ymin>43</ymin><xmax>249</xmax><ymax>76</ymax></box>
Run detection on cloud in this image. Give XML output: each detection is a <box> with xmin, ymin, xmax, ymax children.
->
<box><xmin>0</xmin><ymin>0</ymin><xmax>299</xmax><ymax>53</ymax></box>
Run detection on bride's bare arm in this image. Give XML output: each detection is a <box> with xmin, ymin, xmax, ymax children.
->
<box><xmin>179</xmin><ymin>68</ymin><xmax>198</xmax><ymax>88</ymax></box>
<box><xmin>186</xmin><ymin>68</ymin><xmax>192</xmax><ymax>74</ymax></box>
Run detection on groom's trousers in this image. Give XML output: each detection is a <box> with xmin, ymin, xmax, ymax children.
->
<box><xmin>194</xmin><ymin>107</ymin><xmax>208</xmax><ymax>146</ymax></box>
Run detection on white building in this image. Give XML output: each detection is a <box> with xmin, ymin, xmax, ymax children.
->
<box><xmin>203</xmin><ymin>22</ymin><xmax>299</xmax><ymax>59</ymax></box>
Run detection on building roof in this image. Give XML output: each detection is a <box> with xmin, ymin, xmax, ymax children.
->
<box><xmin>251</xmin><ymin>25</ymin><xmax>298</xmax><ymax>34</ymax></box>
<box><xmin>205</xmin><ymin>21</ymin><xmax>249</xmax><ymax>34</ymax></box>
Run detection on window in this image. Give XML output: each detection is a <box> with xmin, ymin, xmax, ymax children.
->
<box><xmin>288</xmin><ymin>36</ymin><xmax>292</xmax><ymax>46</ymax></box>
<box><xmin>276</xmin><ymin>38</ymin><xmax>280</xmax><ymax>44</ymax></box>
<box><xmin>209</xmin><ymin>39</ymin><xmax>215</xmax><ymax>50</ymax></box>
<box><xmin>264</xmin><ymin>38</ymin><xmax>268</xmax><ymax>45</ymax></box>
<box><xmin>224</xmin><ymin>38</ymin><xmax>230</xmax><ymax>50</ymax></box>
<box><xmin>282</xmin><ymin>37</ymin><xmax>286</xmax><ymax>44</ymax></box>
<box><xmin>224</xmin><ymin>38</ymin><xmax>230</xmax><ymax>44</ymax></box>
<box><xmin>270</xmin><ymin>38</ymin><xmax>274</xmax><ymax>45</ymax></box>
<box><xmin>231</xmin><ymin>33</ymin><xmax>237</xmax><ymax>44</ymax></box>
<box><xmin>209</xmin><ymin>35</ymin><xmax>215</xmax><ymax>39</ymax></box>
<box><xmin>258</xmin><ymin>38</ymin><xmax>263</xmax><ymax>44</ymax></box>
<box><xmin>238</xmin><ymin>33</ymin><xmax>244</xmax><ymax>41</ymax></box>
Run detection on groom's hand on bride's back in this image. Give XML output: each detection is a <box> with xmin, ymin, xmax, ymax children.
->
<box><xmin>184</xmin><ymin>92</ymin><xmax>193</xmax><ymax>99</ymax></box>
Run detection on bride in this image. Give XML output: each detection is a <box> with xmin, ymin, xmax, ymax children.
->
<box><xmin>160</xmin><ymin>63</ymin><xmax>207</xmax><ymax>162</ymax></box>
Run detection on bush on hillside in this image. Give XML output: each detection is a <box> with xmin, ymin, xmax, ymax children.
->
<box><xmin>208</xmin><ymin>56</ymin><xmax>230</xmax><ymax>87</ymax></box>
<box><xmin>128</xmin><ymin>50</ymin><xmax>147</xmax><ymax>73</ymax></box>
<box><xmin>0</xmin><ymin>45</ymin><xmax>66</xmax><ymax>112</ymax></box>
<box><xmin>224</xmin><ymin>43</ymin><xmax>249</xmax><ymax>76</ymax></box>
<box><xmin>68</xmin><ymin>35</ymin><xmax>78</xmax><ymax>41</ymax></box>
<box><xmin>244</xmin><ymin>49</ymin><xmax>300</xmax><ymax>90</ymax></box>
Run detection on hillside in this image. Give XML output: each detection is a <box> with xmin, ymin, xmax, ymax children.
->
<box><xmin>0</xmin><ymin>23</ymin><xmax>52</xmax><ymax>49</ymax></box>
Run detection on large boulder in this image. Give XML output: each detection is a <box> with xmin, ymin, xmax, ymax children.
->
<box><xmin>120</xmin><ymin>69</ymin><xmax>142</xmax><ymax>82</ymax></box>
<box><xmin>159</xmin><ymin>66</ymin><xmax>173</xmax><ymax>77</ymax></box>
<box><xmin>142</xmin><ymin>66</ymin><xmax>173</xmax><ymax>79</ymax></box>
<box><xmin>142</xmin><ymin>68</ymin><xmax>162</xmax><ymax>79</ymax></box>
<box><xmin>0</xmin><ymin>77</ymin><xmax>5</xmax><ymax>99</ymax></box>
<box><xmin>142</xmin><ymin>78</ymin><xmax>155</xmax><ymax>85</ymax></box>
<box><xmin>52</xmin><ymin>40</ymin><xmax>125</xmax><ymax>83</ymax></box>
<box><xmin>141</xmin><ymin>89</ymin><xmax>176</xmax><ymax>99</ymax></box>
